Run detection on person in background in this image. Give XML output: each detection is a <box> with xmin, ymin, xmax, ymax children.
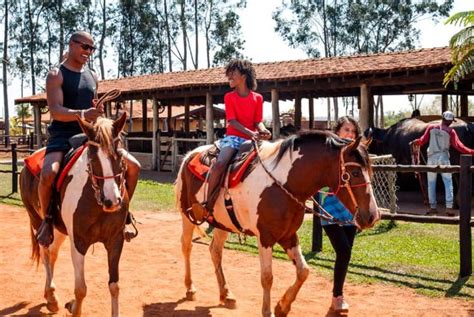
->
<box><xmin>317</xmin><ymin>116</ymin><xmax>361</xmax><ymax>313</ymax></box>
<box><xmin>412</xmin><ymin>110</ymin><xmax>474</xmax><ymax>216</ymax></box>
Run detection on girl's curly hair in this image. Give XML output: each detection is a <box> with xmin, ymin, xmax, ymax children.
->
<box><xmin>225</xmin><ymin>59</ymin><xmax>257</xmax><ymax>90</ymax></box>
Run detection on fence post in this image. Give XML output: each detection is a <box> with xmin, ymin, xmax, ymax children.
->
<box><xmin>311</xmin><ymin>199</ymin><xmax>323</xmax><ymax>252</ymax></box>
<box><xmin>11</xmin><ymin>143</ymin><xmax>18</xmax><ymax>193</ymax></box>
<box><xmin>459</xmin><ymin>154</ymin><xmax>472</xmax><ymax>277</ymax></box>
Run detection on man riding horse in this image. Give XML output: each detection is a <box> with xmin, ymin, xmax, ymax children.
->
<box><xmin>36</xmin><ymin>31</ymin><xmax>140</xmax><ymax>247</ymax></box>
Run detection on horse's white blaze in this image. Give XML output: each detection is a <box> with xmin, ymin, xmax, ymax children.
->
<box><xmin>363</xmin><ymin>169</ymin><xmax>380</xmax><ymax>222</ymax></box>
<box><xmin>61</xmin><ymin>149</ymin><xmax>90</xmax><ymax>239</ymax></box>
<box><xmin>98</xmin><ymin>149</ymin><xmax>121</xmax><ymax>206</ymax></box>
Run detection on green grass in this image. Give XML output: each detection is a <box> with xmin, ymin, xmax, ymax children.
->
<box><xmin>0</xmin><ymin>164</ymin><xmax>23</xmax><ymax>207</ymax></box>
<box><xmin>223</xmin><ymin>220</ymin><xmax>474</xmax><ymax>300</ymax></box>
<box><xmin>130</xmin><ymin>180</ymin><xmax>175</xmax><ymax>212</ymax></box>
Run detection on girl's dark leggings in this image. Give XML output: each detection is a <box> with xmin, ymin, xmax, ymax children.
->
<box><xmin>323</xmin><ymin>224</ymin><xmax>357</xmax><ymax>297</ymax></box>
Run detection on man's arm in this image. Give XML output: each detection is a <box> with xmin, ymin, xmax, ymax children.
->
<box><xmin>415</xmin><ymin>125</ymin><xmax>433</xmax><ymax>146</ymax></box>
<box><xmin>450</xmin><ymin>129</ymin><xmax>474</xmax><ymax>155</ymax></box>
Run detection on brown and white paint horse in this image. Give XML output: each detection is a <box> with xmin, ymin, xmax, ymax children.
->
<box><xmin>175</xmin><ymin>130</ymin><xmax>380</xmax><ymax>317</ymax></box>
<box><xmin>20</xmin><ymin>113</ymin><xmax>129</xmax><ymax>317</ymax></box>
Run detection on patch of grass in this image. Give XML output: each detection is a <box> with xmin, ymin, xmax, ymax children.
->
<box><xmin>222</xmin><ymin>220</ymin><xmax>474</xmax><ymax>300</ymax></box>
<box><xmin>0</xmin><ymin>164</ymin><xmax>23</xmax><ymax>207</ymax></box>
<box><xmin>130</xmin><ymin>179</ymin><xmax>175</xmax><ymax>212</ymax></box>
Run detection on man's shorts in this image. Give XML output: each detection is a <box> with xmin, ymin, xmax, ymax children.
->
<box><xmin>218</xmin><ymin>135</ymin><xmax>247</xmax><ymax>150</ymax></box>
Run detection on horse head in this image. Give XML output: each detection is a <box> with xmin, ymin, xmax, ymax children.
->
<box><xmin>337</xmin><ymin>136</ymin><xmax>380</xmax><ymax>229</ymax></box>
<box><xmin>78</xmin><ymin>112</ymin><xmax>128</xmax><ymax>212</ymax></box>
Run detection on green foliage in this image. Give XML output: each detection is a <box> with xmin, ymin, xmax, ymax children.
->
<box><xmin>129</xmin><ymin>179</ymin><xmax>176</xmax><ymax>212</ymax></box>
<box><xmin>273</xmin><ymin>0</ymin><xmax>454</xmax><ymax>57</ymax></box>
<box><xmin>384</xmin><ymin>110</ymin><xmax>411</xmax><ymax>128</ymax></box>
<box><xmin>443</xmin><ymin>11</ymin><xmax>474</xmax><ymax>87</ymax></box>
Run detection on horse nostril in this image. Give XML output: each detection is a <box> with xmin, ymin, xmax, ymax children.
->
<box><xmin>104</xmin><ymin>199</ymin><xmax>113</xmax><ymax>208</ymax></box>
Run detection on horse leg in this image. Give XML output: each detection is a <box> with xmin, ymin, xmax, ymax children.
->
<box><xmin>209</xmin><ymin>228</ymin><xmax>236</xmax><ymax>309</ymax></box>
<box><xmin>65</xmin><ymin>243</ymin><xmax>87</xmax><ymax>316</ymax></box>
<box><xmin>258</xmin><ymin>241</ymin><xmax>274</xmax><ymax>317</ymax></box>
<box><xmin>274</xmin><ymin>235</ymin><xmax>310</xmax><ymax>317</ymax></box>
<box><xmin>181</xmin><ymin>213</ymin><xmax>197</xmax><ymax>300</ymax></box>
<box><xmin>41</xmin><ymin>229</ymin><xmax>66</xmax><ymax>313</ymax></box>
<box><xmin>105</xmin><ymin>236</ymin><xmax>124</xmax><ymax>317</ymax></box>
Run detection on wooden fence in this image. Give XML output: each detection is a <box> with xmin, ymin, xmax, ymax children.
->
<box><xmin>312</xmin><ymin>155</ymin><xmax>473</xmax><ymax>277</ymax></box>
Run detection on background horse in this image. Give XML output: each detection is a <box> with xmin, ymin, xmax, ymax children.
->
<box><xmin>20</xmin><ymin>113</ymin><xmax>128</xmax><ymax>317</ymax></box>
<box><xmin>175</xmin><ymin>131</ymin><xmax>380</xmax><ymax>317</ymax></box>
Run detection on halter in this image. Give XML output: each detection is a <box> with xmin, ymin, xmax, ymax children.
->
<box><xmin>86</xmin><ymin>137</ymin><xmax>128</xmax><ymax>207</ymax></box>
<box><xmin>253</xmin><ymin>139</ymin><xmax>370</xmax><ymax>226</ymax></box>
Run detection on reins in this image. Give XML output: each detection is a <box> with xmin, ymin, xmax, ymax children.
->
<box><xmin>252</xmin><ymin>139</ymin><xmax>366</xmax><ymax>227</ymax></box>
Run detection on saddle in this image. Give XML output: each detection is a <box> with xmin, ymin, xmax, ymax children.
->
<box><xmin>24</xmin><ymin>134</ymin><xmax>88</xmax><ymax>192</ymax></box>
<box><xmin>187</xmin><ymin>140</ymin><xmax>258</xmax><ymax>188</ymax></box>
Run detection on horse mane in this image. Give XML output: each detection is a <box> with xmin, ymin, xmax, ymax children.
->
<box><xmin>93</xmin><ymin>117</ymin><xmax>122</xmax><ymax>158</ymax></box>
<box><xmin>272</xmin><ymin>129</ymin><xmax>370</xmax><ymax>169</ymax></box>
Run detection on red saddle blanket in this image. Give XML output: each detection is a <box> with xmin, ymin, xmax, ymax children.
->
<box><xmin>187</xmin><ymin>150</ymin><xmax>257</xmax><ymax>188</ymax></box>
<box><xmin>24</xmin><ymin>145</ymin><xmax>88</xmax><ymax>192</ymax></box>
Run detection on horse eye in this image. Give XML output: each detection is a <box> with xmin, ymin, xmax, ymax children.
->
<box><xmin>351</xmin><ymin>170</ymin><xmax>361</xmax><ymax>177</ymax></box>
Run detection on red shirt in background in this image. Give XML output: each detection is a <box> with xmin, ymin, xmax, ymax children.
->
<box><xmin>416</xmin><ymin>124</ymin><xmax>474</xmax><ymax>155</ymax></box>
<box><xmin>224</xmin><ymin>90</ymin><xmax>263</xmax><ymax>139</ymax></box>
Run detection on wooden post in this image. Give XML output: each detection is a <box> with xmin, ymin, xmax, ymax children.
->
<box><xmin>206</xmin><ymin>92</ymin><xmax>214</xmax><ymax>144</ymax></box>
<box><xmin>105</xmin><ymin>102</ymin><xmax>112</xmax><ymax>118</ymax></box>
<box><xmin>34</xmin><ymin>105</ymin><xmax>42</xmax><ymax>148</ymax></box>
<box><xmin>184</xmin><ymin>97</ymin><xmax>190</xmax><ymax>134</ymax></box>
<box><xmin>271</xmin><ymin>89</ymin><xmax>280</xmax><ymax>140</ymax></box>
<box><xmin>460</xmin><ymin>95</ymin><xmax>468</xmax><ymax>117</ymax></box>
<box><xmin>11</xmin><ymin>143</ymin><xmax>17</xmax><ymax>193</ymax></box>
<box><xmin>309</xmin><ymin>98</ymin><xmax>314</xmax><ymax>129</ymax></box>
<box><xmin>152</xmin><ymin>97</ymin><xmax>159</xmax><ymax>171</ymax></box>
<box><xmin>167</xmin><ymin>104</ymin><xmax>172</xmax><ymax>132</ymax></box>
<box><xmin>459</xmin><ymin>154</ymin><xmax>472</xmax><ymax>277</ymax></box>
<box><xmin>312</xmin><ymin>200</ymin><xmax>322</xmax><ymax>252</ymax></box>
<box><xmin>442</xmin><ymin>94</ymin><xmax>448</xmax><ymax>113</ymax></box>
<box><xmin>360</xmin><ymin>84</ymin><xmax>369</xmax><ymax>133</ymax></box>
<box><xmin>294</xmin><ymin>93</ymin><xmax>302</xmax><ymax>130</ymax></box>
<box><xmin>142</xmin><ymin>99</ymin><xmax>148</xmax><ymax>132</ymax></box>
<box><xmin>128</xmin><ymin>100</ymin><xmax>134</xmax><ymax>133</ymax></box>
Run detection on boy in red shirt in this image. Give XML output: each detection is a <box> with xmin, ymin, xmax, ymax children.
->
<box><xmin>192</xmin><ymin>59</ymin><xmax>271</xmax><ymax>221</ymax></box>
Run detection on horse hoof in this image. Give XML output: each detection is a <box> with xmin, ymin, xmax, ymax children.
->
<box><xmin>186</xmin><ymin>290</ymin><xmax>196</xmax><ymax>301</ymax></box>
<box><xmin>223</xmin><ymin>297</ymin><xmax>237</xmax><ymax>309</ymax></box>
<box><xmin>65</xmin><ymin>300</ymin><xmax>75</xmax><ymax>313</ymax></box>
<box><xmin>274</xmin><ymin>302</ymin><xmax>288</xmax><ymax>317</ymax></box>
<box><xmin>46</xmin><ymin>301</ymin><xmax>59</xmax><ymax>313</ymax></box>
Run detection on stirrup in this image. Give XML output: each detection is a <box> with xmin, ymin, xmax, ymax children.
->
<box><xmin>36</xmin><ymin>215</ymin><xmax>54</xmax><ymax>247</ymax></box>
<box><xmin>123</xmin><ymin>212</ymin><xmax>138</xmax><ymax>242</ymax></box>
<box><xmin>186</xmin><ymin>202</ymin><xmax>210</xmax><ymax>225</ymax></box>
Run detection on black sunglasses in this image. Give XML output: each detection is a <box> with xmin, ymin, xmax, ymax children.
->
<box><xmin>72</xmin><ymin>39</ymin><xmax>96</xmax><ymax>52</ymax></box>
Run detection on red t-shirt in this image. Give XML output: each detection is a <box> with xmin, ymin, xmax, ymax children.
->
<box><xmin>224</xmin><ymin>90</ymin><xmax>263</xmax><ymax>139</ymax></box>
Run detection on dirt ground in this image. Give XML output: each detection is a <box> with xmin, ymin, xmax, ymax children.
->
<box><xmin>0</xmin><ymin>205</ymin><xmax>473</xmax><ymax>317</ymax></box>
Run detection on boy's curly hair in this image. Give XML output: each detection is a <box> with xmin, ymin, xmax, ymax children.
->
<box><xmin>225</xmin><ymin>59</ymin><xmax>257</xmax><ymax>90</ymax></box>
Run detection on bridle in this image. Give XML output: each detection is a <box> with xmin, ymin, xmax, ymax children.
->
<box><xmin>85</xmin><ymin>138</ymin><xmax>127</xmax><ymax>207</ymax></box>
<box><xmin>253</xmin><ymin>139</ymin><xmax>371</xmax><ymax>226</ymax></box>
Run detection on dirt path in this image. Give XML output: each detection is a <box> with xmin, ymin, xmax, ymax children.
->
<box><xmin>0</xmin><ymin>204</ymin><xmax>472</xmax><ymax>316</ymax></box>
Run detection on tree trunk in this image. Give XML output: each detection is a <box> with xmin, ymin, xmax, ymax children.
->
<box><xmin>27</xmin><ymin>0</ymin><xmax>36</xmax><ymax>95</ymax></box>
<box><xmin>99</xmin><ymin>0</ymin><xmax>106</xmax><ymax>79</ymax></box>
<box><xmin>205</xmin><ymin>0</ymin><xmax>213</xmax><ymax>68</ymax></box>
<box><xmin>3</xmin><ymin>0</ymin><xmax>9</xmax><ymax>145</ymax></box>
<box><xmin>57</xmin><ymin>0</ymin><xmax>64</xmax><ymax>64</ymax></box>
<box><xmin>180</xmin><ymin>0</ymin><xmax>187</xmax><ymax>70</ymax></box>
<box><xmin>194</xmin><ymin>0</ymin><xmax>198</xmax><ymax>69</ymax></box>
<box><xmin>164</xmin><ymin>0</ymin><xmax>172</xmax><ymax>71</ymax></box>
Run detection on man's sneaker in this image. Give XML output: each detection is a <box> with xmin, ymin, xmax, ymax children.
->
<box><xmin>331</xmin><ymin>295</ymin><xmax>349</xmax><ymax>313</ymax></box>
<box><xmin>446</xmin><ymin>208</ymin><xmax>456</xmax><ymax>217</ymax></box>
<box><xmin>36</xmin><ymin>217</ymin><xmax>54</xmax><ymax>247</ymax></box>
<box><xmin>426</xmin><ymin>207</ymin><xmax>437</xmax><ymax>215</ymax></box>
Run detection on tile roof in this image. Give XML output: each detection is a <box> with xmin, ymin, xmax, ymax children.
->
<box><xmin>15</xmin><ymin>47</ymin><xmax>452</xmax><ymax>104</ymax></box>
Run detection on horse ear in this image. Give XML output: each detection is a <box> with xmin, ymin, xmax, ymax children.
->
<box><xmin>113</xmin><ymin>112</ymin><xmax>127</xmax><ymax>135</ymax></box>
<box><xmin>77</xmin><ymin>115</ymin><xmax>94</xmax><ymax>139</ymax></box>
<box><xmin>363</xmin><ymin>131</ymin><xmax>373</xmax><ymax>147</ymax></box>
<box><xmin>346</xmin><ymin>136</ymin><xmax>362</xmax><ymax>153</ymax></box>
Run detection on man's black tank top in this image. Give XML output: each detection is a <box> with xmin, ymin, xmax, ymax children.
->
<box><xmin>48</xmin><ymin>64</ymin><xmax>96</xmax><ymax>138</ymax></box>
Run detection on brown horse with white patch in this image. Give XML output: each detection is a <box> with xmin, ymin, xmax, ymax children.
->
<box><xmin>175</xmin><ymin>130</ymin><xmax>380</xmax><ymax>317</ymax></box>
<box><xmin>20</xmin><ymin>113</ymin><xmax>128</xmax><ymax>316</ymax></box>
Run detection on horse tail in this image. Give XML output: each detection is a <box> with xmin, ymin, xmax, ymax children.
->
<box><xmin>30</xmin><ymin>225</ymin><xmax>40</xmax><ymax>267</ymax></box>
